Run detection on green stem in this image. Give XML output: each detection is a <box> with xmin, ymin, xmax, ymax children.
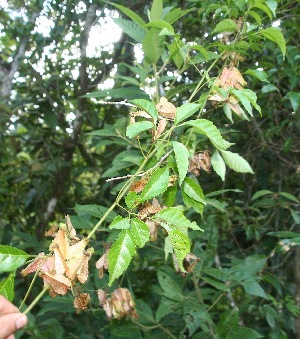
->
<box><xmin>23</xmin><ymin>285</ymin><xmax>50</xmax><ymax>315</ymax></box>
<box><xmin>19</xmin><ymin>270</ymin><xmax>39</xmax><ymax>311</ymax></box>
<box><xmin>87</xmin><ymin>130</ymin><xmax>174</xmax><ymax>239</ymax></box>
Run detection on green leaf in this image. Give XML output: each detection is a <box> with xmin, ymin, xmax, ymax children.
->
<box><xmin>288</xmin><ymin>92</ymin><xmax>300</xmax><ymax>112</ymax></box>
<box><xmin>108</xmin><ymin>230</ymin><xmax>136</xmax><ymax>286</ymax></box>
<box><xmin>182</xmin><ymin>191</ymin><xmax>204</xmax><ymax>215</ymax></box>
<box><xmin>171</xmin><ymin>141</ymin><xmax>189</xmax><ymax>185</ymax></box>
<box><xmin>109</xmin><ymin>216</ymin><xmax>130</xmax><ymax>230</ymax></box>
<box><xmin>211</xmin><ymin>150</ymin><xmax>226</xmax><ymax>181</ymax></box>
<box><xmin>154</xmin><ymin>207</ymin><xmax>202</xmax><ymax>231</ymax></box>
<box><xmin>113</xmin><ymin>17</ymin><xmax>146</xmax><ymax>43</ymax></box>
<box><xmin>251</xmin><ymin>190</ymin><xmax>273</xmax><ymax>200</ymax></box>
<box><xmin>130</xmin><ymin>218</ymin><xmax>150</xmax><ymax>248</ymax></box>
<box><xmin>140</xmin><ymin>167</ymin><xmax>169</xmax><ymax>202</ymax></box>
<box><xmin>163</xmin><ymin>8</ymin><xmax>192</xmax><ymax>24</ymax></box>
<box><xmin>75</xmin><ymin>204</ymin><xmax>116</xmax><ymax>222</ymax></box>
<box><xmin>0</xmin><ymin>245</ymin><xmax>29</xmax><ymax>273</ymax></box>
<box><xmin>231</xmin><ymin>89</ymin><xmax>261</xmax><ymax>116</ymax></box>
<box><xmin>212</xmin><ymin>19</ymin><xmax>237</xmax><ymax>34</ymax></box>
<box><xmin>0</xmin><ymin>273</ymin><xmax>15</xmax><ymax>301</ymax></box>
<box><xmin>245</xmin><ymin>69</ymin><xmax>270</xmax><ymax>83</ymax></box>
<box><xmin>142</xmin><ymin>28</ymin><xmax>164</xmax><ymax>64</ymax></box>
<box><xmin>130</xmin><ymin>99</ymin><xmax>158</xmax><ymax>122</ymax></box>
<box><xmin>265</xmin><ymin>0</ymin><xmax>278</xmax><ymax>17</ymax></box>
<box><xmin>126</xmin><ymin>121</ymin><xmax>154</xmax><ymax>138</ymax></box>
<box><xmin>174</xmin><ymin>103</ymin><xmax>201</xmax><ymax>125</ymax></box>
<box><xmin>182</xmin><ymin>177</ymin><xmax>206</xmax><ymax>205</ymax></box>
<box><xmin>161</xmin><ymin>223</ymin><xmax>190</xmax><ymax>271</ymax></box>
<box><xmin>259</xmin><ymin>27</ymin><xmax>286</xmax><ymax>57</ymax></box>
<box><xmin>146</xmin><ymin>20</ymin><xmax>174</xmax><ymax>34</ymax></box>
<box><xmin>279</xmin><ymin>192</ymin><xmax>300</xmax><ymax>203</ymax></box>
<box><xmin>84</xmin><ymin>87</ymin><xmax>149</xmax><ymax>100</ymax></box>
<box><xmin>125</xmin><ymin>191</ymin><xmax>140</xmax><ymax>209</ymax></box>
<box><xmin>253</xmin><ymin>2</ymin><xmax>273</xmax><ymax>20</ymax></box>
<box><xmin>220</xmin><ymin>150</ymin><xmax>254</xmax><ymax>174</ymax></box>
<box><xmin>242</xmin><ymin>279</ymin><xmax>267</xmax><ymax>298</ymax></box>
<box><xmin>267</xmin><ymin>231</ymin><xmax>300</xmax><ymax>238</ymax></box>
<box><xmin>201</xmin><ymin>276</ymin><xmax>230</xmax><ymax>292</ymax></box>
<box><xmin>248</xmin><ymin>10</ymin><xmax>262</xmax><ymax>25</ymax></box>
<box><xmin>157</xmin><ymin>270</ymin><xmax>184</xmax><ymax>301</ymax></box>
<box><xmin>183</xmin><ymin>119</ymin><xmax>233</xmax><ymax>150</ymax></box>
<box><xmin>149</xmin><ymin>0</ymin><xmax>163</xmax><ymax>21</ymax></box>
<box><xmin>111</xmin><ymin>3</ymin><xmax>147</xmax><ymax>29</ymax></box>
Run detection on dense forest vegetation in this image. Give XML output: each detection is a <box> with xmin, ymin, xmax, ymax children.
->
<box><xmin>0</xmin><ymin>0</ymin><xmax>299</xmax><ymax>338</ymax></box>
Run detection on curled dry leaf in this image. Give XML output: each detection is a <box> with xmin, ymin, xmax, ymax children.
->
<box><xmin>95</xmin><ymin>244</ymin><xmax>110</xmax><ymax>279</ymax></box>
<box><xmin>44</xmin><ymin>225</ymin><xmax>58</xmax><ymax>237</ymax></box>
<box><xmin>98</xmin><ymin>288</ymin><xmax>138</xmax><ymax>320</ymax></box>
<box><xmin>138</xmin><ymin>199</ymin><xmax>164</xmax><ymax>242</ymax></box>
<box><xmin>74</xmin><ymin>293</ymin><xmax>90</xmax><ymax>312</ymax></box>
<box><xmin>21</xmin><ymin>253</ymin><xmax>54</xmax><ymax>276</ymax></box>
<box><xmin>217</xmin><ymin>67</ymin><xmax>247</xmax><ymax>90</ymax></box>
<box><xmin>21</xmin><ymin>215</ymin><xmax>92</xmax><ymax>297</ymax></box>
<box><xmin>156</xmin><ymin>97</ymin><xmax>176</xmax><ymax>120</ymax></box>
<box><xmin>130</xmin><ymin>178</ymin><xmax>148</xmax><ymax>193</ymax></box>
<box><xmin>153</xmin><ymin>118</ymin><xmax>167</xmax><ymax>140</ymax></box>
<box><xmin>173</xmin><ymin>253</ymin><xmax>200</xmax><ymax>276</ymax></box>
<box><xmin>188</xmin><ymin>151</ymin><xmax>211</xmax><ymax>176</ymax></box>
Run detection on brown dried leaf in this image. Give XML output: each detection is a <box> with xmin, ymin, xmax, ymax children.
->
<box><xmin>97</xmin><ymin>289</ymin><xmax>107</xmax><ymax>306</ymax></box>
<box><xmin>188</xmin><ymin>151</ymin><xmax>211</xmax><ymax>176</ymax></box>
<box><xmin>65</xmin><ymin>215</ymin><xmax>79</xmax><ymax>242</ymax></box>
<box><xmin>21</xmin><ymin>253</ymin><xmax>55</xmax><ymax>276</ymax></box>
<box><xmin>95</xmin><ymin>244</ymin><xmax>109</xmax><ymax>279</ymax></box>
<box><xmin>42</xmin><ymin>272</ymin><xmax>72</xmax><ymax>295</ymax></box>
<box><xmin>74</xmin><ymin>293</ymin><xmax>90</xmax><ymax>311</ymax></box>
<box><xmin>155</xmin><ymin>118</ymin><xmax>167</xmax><ymax>140</ymax></box>
<box><xmin>66</xmin><ymin>238</ymin><xmax>89</xmax><ymax>281</ymax></box>
<box><xmin>219</xmin><ymin>67</ymin><xmax>247</xmax><ymax>90</ymax></box>
<box><xmin>77</xmin><ymin>249</ymin><xmax>92</xmax><ymax>283</ymax></box>
<box><xmin>156</xmin><ymin>97</ymin><xmax>176</xmax><ymax>120</ymax></box>
<box><xmin>138</xmin><ymin>199</ymin><xmax>162</xmax><ymax>217</ymax></box>
<box><xmin>45</xmin><ymin>225</ymin><xmax>58</xmax><ymax>237</ymax></box>
<box><xmin>130</xmin><ymin>178</ymin><xmax>148</xmax><ymax>193</ymax></box>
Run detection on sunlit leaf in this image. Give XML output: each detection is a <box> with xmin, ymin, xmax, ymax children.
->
<box><xmin>130</xmin><ymin>99</ymin><xmax>158</xmax><ymax>122</ymax></box>
<box><xmin>149</xmin><ymin>0</ymin><xmax>163</xmax><ymax>21</ymax></box>
<box><xmin>182</xmin><ymin>178</ymin><xmax>206</xmax><ymax>205</ymax></box>
<box><xmin>0</xmin><ymin>245</ymin><xmax>29</xmax><ymax>273</ymax></box>
<box><xmin>130</xmin><ymin>218</ymin><xmax>150</xmax><ymax>248</ymax></box>
<box><xmin>183</xmin><ymin>119</ymin><xmax>233</xmax><ymax>150</ymax></box>
<box><xmin>211</xmin><ymin>150</ymin><xmax>226</xmax><ymax>181</ymax></box>
<box><xmin>220</xmin><ymin>150</ymin><xmax>254</xmax><ymax>174</ymax></box>
<box><xmin>111</xmin><ymin>3</ymin><xmax>147</xmax><ymax>28</ymax></box>
<box><xmin>140</xmin><ymin>167</ymin><xmax>169</xmax><ymax>202</ymax></box>
<box><xmin>109</xmin><ymin>216</ymin><xmax>130</xmax><ymax>229</ymax></box>
<box><xmin>171</xmin><ymin>141</ymin><xmax>189</xmax><ymax>185</ymax></box>
<box><xmin>174</xmin><ymin>103</ymin><xmax>201</xmax><ymax>125</ymax></box>
<box><xmin>142</xmin><ymin>28</ymin><xmax>164</xmax><ymax>63</ymax></box>
<box><xmin>126</xmin><ymin>121</ymin><xmax>154</xmax><ymax>138</ymax></box>
<box><xmin>154</xmin><ymin>207</ymin><xmax>202</xmax><ymax>231</ymax></box>
<box><xmin>259</xmin><ymin>27</ymin><xmax>286</xmax><ymax>57</ymax></box>
<box><xmin>160</xmin><ymin>223</ymin><xmax>190</xmax><ymax>272</ymax></box>
<box><xmin>0</xmin><ymin>273</ymin><xmax>15</xmax><ymax>301</ymax></box>
<box><xmin>108</xmin><ymin>230</ymin><xmax>136</xmax><ymax>286</ymax></box>
<box><xmin>113</xmin><ymin>18</ymin><xmax>146</xmax><ymax>43</ymax></box>
<box><xmin>212</xmin><ymin>19</ymin><xmax>237</xmax><ymax>34</ymax></box>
